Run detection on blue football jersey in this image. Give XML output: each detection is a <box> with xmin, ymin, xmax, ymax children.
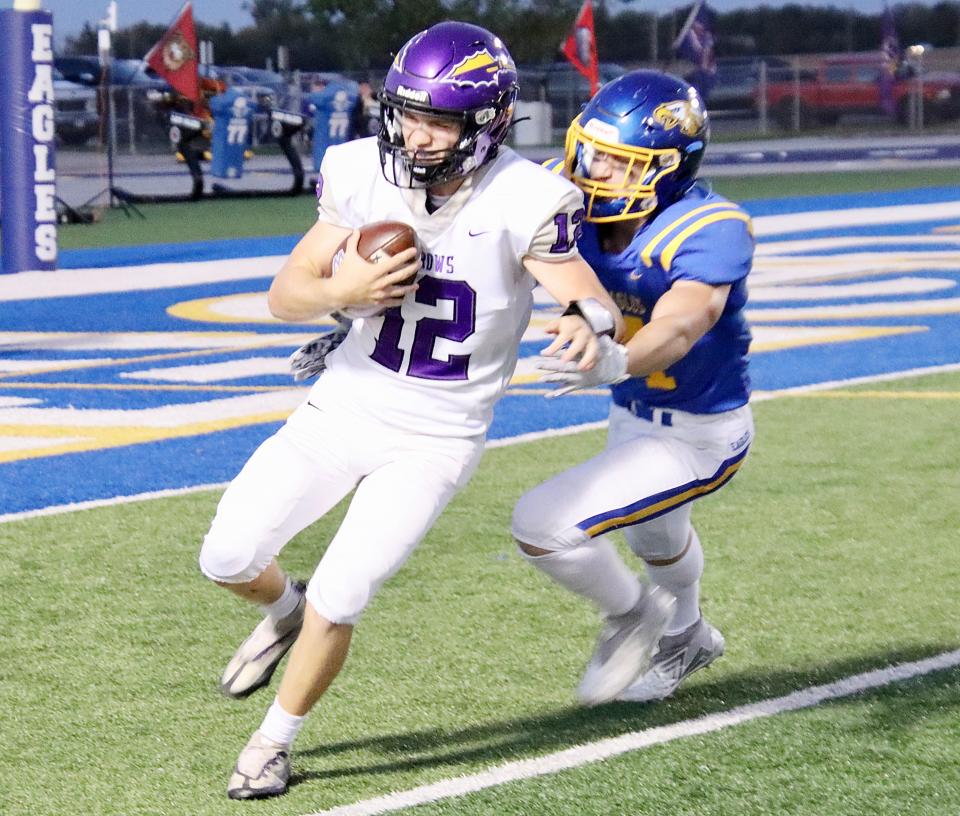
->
<box><xmin>579</xmin><ymin>184</ymin><xmax>754</xmax><ymax>413</ymax></box>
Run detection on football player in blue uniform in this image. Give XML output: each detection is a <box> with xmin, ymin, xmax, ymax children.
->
<box><xmin>513</xmin><ymin>70</ymin><xmax>755</xmax><ymax>704</ymax></box>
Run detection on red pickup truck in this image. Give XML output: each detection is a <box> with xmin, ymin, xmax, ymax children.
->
<box><xmin>760</xmin><ymin>52</ymin><xmax>960</xmax><ymax>127</ymax></box>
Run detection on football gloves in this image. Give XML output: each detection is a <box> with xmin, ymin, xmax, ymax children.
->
<box><xmin>538</xmin><ymin>334</ymin><xmax>630</xmax><ymax>398</ymax></box>
<box><xmin>288</xmin><ymin>314</ymin><xmax>351</xmax><ymax>382</ymax></box>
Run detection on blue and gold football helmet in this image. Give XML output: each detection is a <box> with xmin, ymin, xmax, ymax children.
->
<box><xmin>565</xmin><ymin>70</ymin><xmax>709</xmax><ymax>223</ymax></box>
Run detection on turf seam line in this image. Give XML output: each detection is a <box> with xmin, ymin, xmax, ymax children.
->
<box><xmin>4</xmin><ymin>362</ymin><xmax>959</xmax><ymax>525</ymax></box>
<box><xmin>303</xmin><ymin>648</ymin><xmax>960</xmax><ymax>816</ymax></box>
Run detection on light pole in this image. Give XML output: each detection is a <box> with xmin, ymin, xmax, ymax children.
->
<box><xmin>905</xmin><ymin>43</ymin><xmax>931</xmax><ymax>130</ymax></box>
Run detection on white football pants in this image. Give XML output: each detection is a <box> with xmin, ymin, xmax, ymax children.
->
<box><xmin>512</xmin><ymin>402</ymin><xmax>754</xmax><ymax>562</ymax></box>
<box><xmin>199</xmin><ymin>400</ymin><xmax>484</xmax><ymax>624</ymax></box>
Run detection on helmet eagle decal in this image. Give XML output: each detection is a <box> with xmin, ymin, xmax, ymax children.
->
<box><xmin>652</xmin><ymin>100</ymin><xmax>706</xmax><ymax>137</ymax></box>
<box><xmin>441</xmin><ymin>49</ymin><xmax>502</xmax><ymax>88</ymax></box>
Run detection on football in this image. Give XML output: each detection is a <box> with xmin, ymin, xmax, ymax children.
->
<box><xmin>332</xmin><ymin>220</ymin><xmax>420</xmax><ymax>284</ymax></box>
<box><xmin>330</xmin><ymin>221</ymin><xmax>420</xmax><ymax>319</ymax></box>
<box><xmin>330</xmin><ymin>221</ymin><xmax>419</xmax><ymax>318</ymax></box>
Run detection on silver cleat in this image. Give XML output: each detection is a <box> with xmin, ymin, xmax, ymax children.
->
<box><xmin>577</xmin><ymin>585</ymin><xmax>675</xmax><ymax>706</ymax></box>
<box><xmin>227</xmin><ymin>730</ymin><xmax>291</xmax><ymax>800</ymax></box>
<box><xmin>220</xmin><ymin>581</ymin><xmax>306</xmax><ymax>699</ymax></box>
<box><xmin>616</xmin><ymin>617</ymin><xmax>725</xmax><ymax>703</ymax></box>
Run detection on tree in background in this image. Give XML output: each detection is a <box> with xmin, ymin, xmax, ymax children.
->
<box><xmin>62</xmin><ymin>1</ymin><xmax>960</xmax><ymax>70</ymax></box>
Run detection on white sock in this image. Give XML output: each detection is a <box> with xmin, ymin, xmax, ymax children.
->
<box><xmin>261</xmin><ymin>576</ymin><xmax>300</xmax><ymax>620</ymax></box>
<box><xmin>259</xmin><ymin>697</ymin><xmax>306</xmax><ymax>747</ymax></box>
<box><xmin>643</xmin><ymin>529</ymin><xmax>704</xmax><ymax>634</ymax></box>
<box><xmin>521</xmin><ymin>536</ymin><xmax>641</xmax><ymax>618</ymax></box>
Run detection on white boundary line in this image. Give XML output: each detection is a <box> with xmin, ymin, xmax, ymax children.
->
<box><xmin>3</xmin><ymin>362</ymin><xmax>960</xmax><ymax>525</ymax></box>
<box><xmin>307</xmin><ymin>649</ymin><xmax>960</xmax><ymax>816</ymax></box>
<box><xmin>0</xmin><ymin>482</ymin><xmax>231</xmax><ymax>525</ymax></box>
<box><xmin>750</xmin><ymin>361</ymin><xmax>960</xmax><ymax>400</ymax></box>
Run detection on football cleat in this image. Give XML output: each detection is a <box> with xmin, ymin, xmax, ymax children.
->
<box><xmin>227</xmin><ymin>730</ymin><xmax>291</xmax><ymax>800</ymax></box>
<box><xmin>577</xmin><ymin>584</ymin><xmax>675</xmax><ymax>706</ymax></box>
<box><xmin>616</xmin><ymin>617</ymin><xmax>725</xmax><ymax>703</ymax></box>
<box><xmin>220</xmin><ymin>581</ymin><xmax>306</xmax><ymax>699</ymax></box>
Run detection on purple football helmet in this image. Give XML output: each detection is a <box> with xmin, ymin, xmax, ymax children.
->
<box><xmin>379</xmin><ymin>21</ymin><xmax>518</xmax><ymax>188</ymax></box>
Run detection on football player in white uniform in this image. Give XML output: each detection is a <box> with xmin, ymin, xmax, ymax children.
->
<box><xmin>198</xmin><ymin>22</ymin><xmax>637</xmax><ymax>800</ymax></box>
<box><xmin>513</xmin><ymin>71</ymin><xmax>755</xmax><ymax>706</ymax></box>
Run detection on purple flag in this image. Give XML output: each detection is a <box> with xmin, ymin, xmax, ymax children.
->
<box><xmin>879</xmin><ymin>4</ymin><xmax>900</xmax><ymax>116</ymax></box>
<box><xmin>673</xmin><ymin>0</ymin><xmax>717</xmax><ymax>101</ymax></box>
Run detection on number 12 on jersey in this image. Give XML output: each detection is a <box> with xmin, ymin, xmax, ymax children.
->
<box><xmin>549</xmin><ymin>208</ymin><xmax>585</xmax><ymax>254</ymax></box>
<box><xmin>370</xmin><ymin>278</ymin><xmax>477</xmax><ymax>380</ymax></box>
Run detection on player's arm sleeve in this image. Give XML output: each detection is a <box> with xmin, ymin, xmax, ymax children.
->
<box><xmin>668</xmin><ymin>211</ymin><xmax>754</xmax><ymax>286</ymax></box>
<box><xmin>524</xmin><ymin>188</ymin><xmax>585</xmax><ymax>263</ymax></box>
<box><xmin>314</xmin><ymin>155</ymin><xmax>348</xmax><ymax>227</ymax></box>
<box><xmin>540</xmin><ymin>156</ymin><xmax>566</xmax><ymax>175</ymax></box>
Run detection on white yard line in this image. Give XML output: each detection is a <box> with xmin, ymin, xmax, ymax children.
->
<box><xmin>2</xmin><ymin>362</ymin><xmax>959</xmax><ymax>525</ymax></box>
<box><xmin>750</xmin><ymin>361</ymin><xmax>960</xmax><ymax>400</ymax></box>
<box><xmin>0</xmin><ymin>483</ymin><xmax>232</xmax><ymax>524</ymax></box>
<box><xmin>305</xmin><ymin>649</ymin><xmax>960</xmax><ymax>816</ymax></box>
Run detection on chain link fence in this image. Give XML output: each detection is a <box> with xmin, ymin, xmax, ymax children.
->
<box><xmin>54</xmin><ymin>48</ymin><xmax>960</xmax><ymax>158</ymax></box>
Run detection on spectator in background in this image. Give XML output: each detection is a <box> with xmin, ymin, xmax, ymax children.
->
<box><xmin>352</xmin><ymin>77</ymin><xmax>381</xmax><ymax>138</ymax></box>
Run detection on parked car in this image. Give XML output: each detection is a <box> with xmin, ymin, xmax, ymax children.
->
<box><xmin>53</xmin><ymin>68</ymin><xmax>99</xmax><ymax>146</ymax></box>
<box><xmin>223</xmin><ymin>66</ymin><xmax>290</xmax><ymax>108</ymax></box>
<box><xmin>55</xmin><ymin>55</ymin><xmax>167</xmax><ymax>90</ymax></box>
<box><xmin>200</xmin><ymin>65</ymin><xmax>277</xmax><ymax>109</ymax></box>
<box><xmin>55</xmin><ymin>55</ymin><xmax>172</xmax><ymax>142</ymax></box>
<box><xmin>700</xmin><ymin>56</ymin><xmax>794</xmax><ymax>114</ymax></box>
<box><xmin>518</xmin><ymin>62</ymin><xmax>626</xmax><ymax>128</ymax></box>
<box><xmin>761</xmin><ymin>52</ymin><xmax>960</xmax><ymax>127</ymax></box>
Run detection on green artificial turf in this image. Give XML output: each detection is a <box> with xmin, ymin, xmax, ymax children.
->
<box><xmin>2</xmin><ymin>371</ymin><xmax>958</xmax><ymax>815</ymax></box>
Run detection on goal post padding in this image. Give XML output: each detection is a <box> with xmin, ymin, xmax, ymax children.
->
<box><xmin>0</xmin><ymin>3</ymin><xmax>58</xmax><ymax>274</ymax></box>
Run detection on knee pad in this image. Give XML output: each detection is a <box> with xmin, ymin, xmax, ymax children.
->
<box><xmin>623</xmin><ymin>507</ymin><xmax>692</xmax><ymax>563</ymax></box>
<box><xmin>198</xmin><ymin>529</ymin><xmax>273</xmax><ymax>584</ymax></box>
<box><xmin>641</xmin><ymin>529</ymin><xmax>704</xmax><ymax>590</ymax></box>
<box><xmin>512</xmin><ymin>491</ymin><xmax>587</xmax><ymax>553</ymax></box>
<box><xmin>305</xmin><ymin>561</ymin><xmax>373</xmax><ymax>626</ymax></box>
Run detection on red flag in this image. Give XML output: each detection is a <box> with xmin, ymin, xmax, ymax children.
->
<box><xmin>561</xmin><ymin>0</ymin><xmax>599</xmax><ymax>97</ymax></box>
<box><xmin>144</xmin><ymin>1</ymin><xmax>200</xmax><ymax>107</ymax></box>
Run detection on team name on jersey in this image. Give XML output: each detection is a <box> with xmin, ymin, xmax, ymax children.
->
<box><xmin>420</xmin><ymin>251</ymin><xmax>455</xmax><ymax>275</ymax></box>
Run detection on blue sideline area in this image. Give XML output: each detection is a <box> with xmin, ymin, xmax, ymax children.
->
<box><xmin>60</xmin><ymin>235</ymin><xmax>300</xmax><ymax>269</ymax></box>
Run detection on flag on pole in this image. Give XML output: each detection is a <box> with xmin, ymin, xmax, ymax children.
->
<box><xmin>673</xmin><ymin>0</ymin><xmax>717</xmax><ymax>101</ymax></box>
<box><xmin>561</xmin><ymin>0</ymin><xmax>600</xmax><ymax>97</ymax></box>
<box><xmin>144</xmin><ymin>1</ymin><xmax>200</xmax><ymax>109</ymax></box>
<box><xmin>879</xmin><ymin>3</ymin><xmax>901</xmax><ymax>116</ymax></box>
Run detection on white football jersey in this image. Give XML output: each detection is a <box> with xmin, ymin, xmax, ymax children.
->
<box><xmin>308</xmin><ymin>137</ymin><xmax>584</xmax><ymax>437</ymax></box>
